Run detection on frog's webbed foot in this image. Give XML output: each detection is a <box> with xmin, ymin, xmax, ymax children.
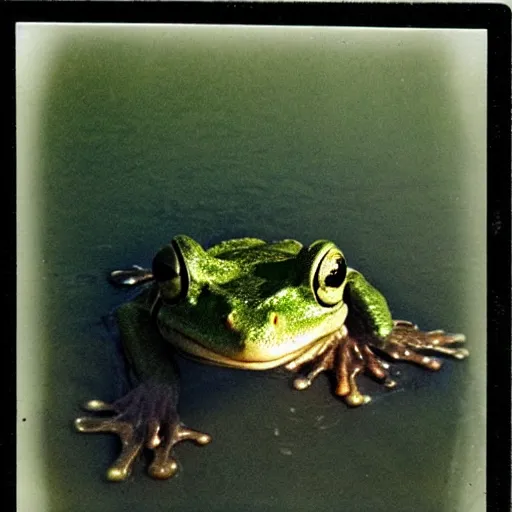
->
<box><xmin>286</xmin><ymin>321</ymin><xmax>468</xmax><ymax>408</ymax></box>
<box><xmin>286</xmin><ymin>329</ymin><xmax>389</xmax><ymax>407</ymax></box>
<box><xmin>75</xmin><ymin>382</ymin><xmax>211</xmax><ymax>481</ymax></box>
<box><xmin>375</xmin><ymin>320</ymin><xmax>468</xmax><ymax>370</ymax></box>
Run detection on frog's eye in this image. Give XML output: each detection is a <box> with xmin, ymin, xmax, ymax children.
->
<box><xmin>152</xmin><ymin>242</ymin><xmax>189</xmax><ymax>303</ymax></box>
<box><xmin>313</xmin><ymin>248</ymin><xmax>347</xmax><ymax>306</ymax></box>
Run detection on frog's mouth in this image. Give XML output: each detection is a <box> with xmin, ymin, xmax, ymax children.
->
<box><xmin>159</xmin><ymin>303</ymin><xmax>348</xmax><ymax>371</ymax></box>
<box><xmin>166</xmin><ymin>330</ymin><xmax>330</xmax><ymax>370</ymax></box>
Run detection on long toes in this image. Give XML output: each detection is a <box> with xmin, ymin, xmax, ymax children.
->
<box><xmin>393</xmin><ymin>325</ymin><xmax>466</xmax><ymax>349</ymax></box>
<box><xmin>388</xmin><ymin>347</ymin><xmax>442</xmax><ymax>370</ymax></box>
<box><xmin>427</xmin><ymin>346</ymin><xmax>469</xmax><ymax>359</ymax></box>
<box><xmin>291</xmin><ymin>346</ymin><xmax>335</xmax><ymax>391</ymax></box>
<box><xmin>361</xmin><ymin>345</ymin><xmax>388</xmax><ymax>381</ymax></box>
<box><xmin>335</xmin><ymin>367</ymin><xmax>371</xmax><ymax>406</ymax></box>
<box><xmin>75</xmin><ymin>416</ymin><xmax>118</xmax><ymax>433</ymax></box>
<box><xmin>293</xmin><ymin>364</ymin><xmax>329</xmax><ymax>390</ymax></box>
<box><xmin>386</xmin><ymin>322</ymin><xmax>468</xmax><ymax>361</ymax></box>
<box><xmin>404</xmin><ymin>332</ymin><xmax>467</xmax><ymax>356</ymax></box>
<box><xmin>334</xmin><ymin>347</ymin><xmax>351</xmax><ymax>397</ymax></box>
<box><xmin>106</xmin><ymin>440</ymin><xmax>145</xmax><ymax>482</ymax></box>
<box><xmin>334</xmin><ymin>345</ymin><xmax>370</xmax><ymax>406</ymax></box>
<box><xmin>75</xmin><ymin>416</ymin><xmax>133</xmax><ymax>435</ymax></box>
<box><xmin>425</xmin><ymin>331</ymin><xmax>466</xmax><ymax>346</ymax></box>
<box><xmin>175</xmin><ymin>425</ymin><xmax>212</xmax><ymax>445</ymax></box>
<box><xmin>145</xmin><ymin>422</ymin><xmax>211</xmax><ymax>480</ymax></box>
<box><xmin>147</xmin><ymin>423</ymin><xmax>184</xmax><ymax>480</ymax></box>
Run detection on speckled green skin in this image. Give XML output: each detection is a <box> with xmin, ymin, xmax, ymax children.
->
<box><xmin>346</xmin><ymin>269</ymin><xmax>394</xmax><ymax>339</ymax></box>
<box><xmin>119</xmin><ymin>236</ymin><xmax>394</xmax><ymax>374</ymax></box>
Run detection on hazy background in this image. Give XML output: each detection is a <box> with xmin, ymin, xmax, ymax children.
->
<box><xmin>17</xmin><ymin>24</ymin><xmax>486</xmax><ymax>512</ymax></box>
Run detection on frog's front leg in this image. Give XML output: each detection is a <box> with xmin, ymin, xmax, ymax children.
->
<box><xmin>75</xmin><ymin>300</ymin><xmax>211</xmax><ymax>481</ymax></box>
<box><xmin>287</xmin><ymin>269</ymin><xmax>468</xmax><ymax>406</ymax></box>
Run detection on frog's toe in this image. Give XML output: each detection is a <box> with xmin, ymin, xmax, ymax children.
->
<box><xmin>75</xmin><ymin>414</ymin><xmax>144</xmax><ymax>481</ymax></box>
<box><xmin>75</xmin><ymin>415</ymin><xmax>120</xmax><ymax>433</ymax></box>
<box><xmin>292</xmin><ymin>345</ymin><xmax>335</xmax><ymax>391</ymax></box>
<box><xmin>383</xmin><ymin>344</ymin><xmax>443</xmax><ymax>370</ymax></box>
<box><xmin>379</xmin><ymin>321</ymin><xmax>469</xmax><ymax>368</ymax></box>
<box><xmin>333</xmin><ymin>339</ymin><xmax>373</xmax><ymax>406</ymax></box>
<box><xmin>147</xmin><ymin>425</ymin><xmax>179</xmax><ymax>479</ymax></box>
<box><xmin>147</xmin><ymin>423</ymin><xmax>212</xmax><ymax>480</ymax></box>
<box><xmin>148</xmin><ymin>453</ymin><xmax>179</xmax><ymax>480</ymax></box>
<box><xmin>422</xmin><ymin>330</ymin><xmax>468</xmax><ymax>359</ymax></box>
<box><xmin>106</xmin><ymin>433</ymin><xmax>144</xmax><ymax>482</ymax></box>
<box><xmin>173</xmin><ymin>425</ymin><xmax>212</xmax><ymax>445</ymax></box>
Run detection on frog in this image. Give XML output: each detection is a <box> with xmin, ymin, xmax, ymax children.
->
<box><xmin>75</xmin><ymin>235</ymin><xmax>468</xmax><ymax>482</ymax></box>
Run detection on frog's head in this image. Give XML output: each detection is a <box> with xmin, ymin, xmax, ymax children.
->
<box><xmin>151</xmin><ymin>236</ymin><xmax>349</xmax><ymax>370</ymax></box>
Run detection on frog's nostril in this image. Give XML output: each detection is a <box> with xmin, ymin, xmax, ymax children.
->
<box><xmin>270</xmin><ymin>312</ymin><xmax>279</xmax><ymax>327</ymax></box>
<box><xmin>225</xmin><ymin>312</ymin><xmax>236</xmax><ymax>331</ymax></box>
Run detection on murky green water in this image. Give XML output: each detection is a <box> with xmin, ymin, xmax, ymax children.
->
<box><xmin>18</xmin><ymin>26</ymin><xmax>486</xmax><ymax>512</ymax></box>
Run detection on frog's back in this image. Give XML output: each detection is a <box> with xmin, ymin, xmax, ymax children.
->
<box><xmin>207</xmin><ymin>238</ymin><xmax>303</xmax><ymax>264</ymax></box>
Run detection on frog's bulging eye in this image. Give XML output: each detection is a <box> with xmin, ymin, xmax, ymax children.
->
<box><xmin>313</xmin><ymin>248</ymin><xmax>347</xmax><ymax>306</ymax></box>
<box><xmin>152</xmin><ymin>242</ymin><xmax>189</xmax><ymax>303</ymax></box>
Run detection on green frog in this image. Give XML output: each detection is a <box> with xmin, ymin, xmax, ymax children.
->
<box><xmin>75</xmin><ymin>236</ymin><xmax>468</xmax><ymax>481</ymax></box>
